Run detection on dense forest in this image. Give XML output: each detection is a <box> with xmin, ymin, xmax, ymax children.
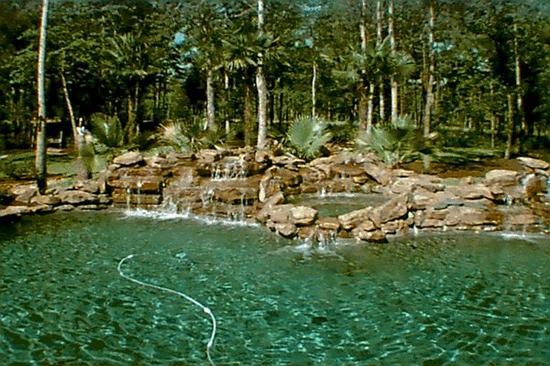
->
<box><xmin>0</xmin><ymin>0</ymin><xmax>549</xmax><ymax>156</ymax></box>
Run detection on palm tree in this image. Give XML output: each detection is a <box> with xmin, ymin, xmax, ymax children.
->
<box><xmin>35</xmin><ymin>0</ymin><xmax>49</xmax><ymax>193</ymax></box>
<box><xmin>107</xmin><ymin>32</ymin><xmax>148</xmax><ymax>143</ymax></box>
<box><xmin>256</xmin><ymin>0</ymin><xmax>268</xmax><ymax>149</ymax></box>
<box><xmin>223</xmin><ymin>34</ymin><xmax>258</xmax><ymax>146</ymax></box>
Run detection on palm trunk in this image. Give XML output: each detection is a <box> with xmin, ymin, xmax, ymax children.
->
<box><xmin>312</xmin><ymin>61</ymin><xmax>317</xmax><ymax>118</ymax></box>
<box><xmin>35</xmin><ymin>0</ymin><xmax>49</xmax><ymax>194</ymax></box>
<box><xmin>367</xmin><ymin>84</ymin><xmax>375</xmax><ymax>130</ymax></box>
<box><xmin>256</xmin><ymin>0</ymin><xmax>268</xmax><ymax>149</ymax></box>
<box><xmin>513</xmin><ymin>24</ymin><xmax>526</xmax><ymax>139</ymax></box>
<box><xmin>388</xmin><ymin>0</ymin><xmax>398</xmax><ymax>123</ymax></box>
<box><xmin>359</xmin><ymin>0</ymin><xmax>369</xmax><ymax>130</ymax></box>
<box><xmin>505</xmin><ymin>93</ymin><xmax>515</xmax><ymax>159</ymax></box>
<box><xmin>206</xmin><ymin>67</ymin><xmax>215</xmax><ymax>130</ymax></box>
<box><xmin>422</xmin><ymin>0</ymin><xmax>435</xmax><ymax>138</ymax></box>
<box><xmin>376</xmin><ymin>0</ymin><xmax>385</xmax><ymax>124</ymax></box>
<box><xmin>60</xmin><ymin>72</ymin><xmax>78</xmax><ymax>150</ymax></box>
<box><xmin>244</xmin><ymin>82</ymin><xmax>254</xmax><ymax>146</ymax></box>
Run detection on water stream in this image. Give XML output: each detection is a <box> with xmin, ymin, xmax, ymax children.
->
<box><xmin>1</xmin><ymin>212</ymin><xmax>549</xmax><ymax>365</ymax></box>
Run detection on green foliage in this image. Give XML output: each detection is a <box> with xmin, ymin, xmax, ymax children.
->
<box><xmin>90</xmin><ymin>113</ymin><xmax>124</xmax><ymax>148</ymax></box>
<box><xmin>157</xmin><ymin>121</ymin><xmax>192</xmax><ymax>153</ymax></box>
<box><xmin>356</xmin><ymin>116</ymin><xmax>426</xmax><ymax>167</ymax></box>
<box><xmin>156</xmin><ymin>119</ymin><xmax>233</xmax><ymax>153</ymax></box>
<box><xmin>327</xmin><ymin>120</ymin><xmax>358</xmax><ymax>144</ymax></box>
<box><xmin>286</xmin><ymin>117</ymin><xmax>332</xmax><ymax>160</ymax></box>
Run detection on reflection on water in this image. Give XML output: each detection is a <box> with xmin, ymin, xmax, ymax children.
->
<box><xmin>1</xmin><ymin>212</ymin><xmax>549</xmax><ymax>365</ymax></box>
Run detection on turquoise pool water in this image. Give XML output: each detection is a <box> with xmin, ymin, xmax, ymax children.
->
<box><xmin>1</xmin><ymin>212</ymin><xmax>549</xmax><ymax>365</ymax></box>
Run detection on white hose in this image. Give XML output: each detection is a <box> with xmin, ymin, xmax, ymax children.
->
<box><xmin>117</xmin><ymin>254</ymin><xmax>217</xmax><ymax>365</ymax></box>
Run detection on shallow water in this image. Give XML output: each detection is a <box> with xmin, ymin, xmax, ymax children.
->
<box><xmin>1</xmin><ymin>211</ymin><xmax>550</xmax><ymax>365</ymax></box>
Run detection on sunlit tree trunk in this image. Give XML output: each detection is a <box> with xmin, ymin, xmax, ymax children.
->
<box><xmin>206</xmin><ymin>67</ymin><xmax>215</xmax><ymax>130</ymax></box>
<box><xmin>256</xmin><ymin>0</ymin><xmax>268</xmax><ymax>149</ymax></box>
<box><xmin>35</xmin><ymin>0</ymin><xmax>49</xmax><ymax>194</ymax></box>
<box><xmin>388</xmin><ymin>0</ymin><xmax>398</xmax><ymax>124</ymax></box>
<box><xmin>359</xmin><ymin>0</ymin><xmax>370</xmax><ymax>130</ymax></box>
<box><xmin>377</xmin><ymin>0</ymin><xmax>385</xmax><ymax>124</ymax></box>
<box><xmin>513</xmin><ymin>24</ymin><xmax>526</xmax><ymax>138</ymax></box>
<box><xmin>60</xmin><ymin>71</ymin><xmax>78</xmax><ymax>150</ymax></box>
<box><xmin>505</xmin><ymin>93</ymin><xmax>515</xmax><ymax>159</ymax></box>
<box><xmin>422</xmin><ymin>0</ymin><xmax>435</xmax><ymax>138</ymax></box>
<box><xmin>311</xmin><ymin>61</ymin><xmax>317</xmax><ymax>118</ymax></box>
<box><xmin>244</xmin><ymin>82</ymin><xmax>254</xmax><ymax>146</ymax></box>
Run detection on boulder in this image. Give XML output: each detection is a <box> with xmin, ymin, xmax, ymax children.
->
<box><xmin>273</xmin><ymin>168</ymin><xmax>303</xmax><ymax>188</ymax></box>
<box><xmin>517</xmin><ymin>157</ymin><xmax>549</xmax><ymax>171</ymax></box>
<box><xmin>318</xmin><ymin>217</ymin><xmax>340</xmax><ymax>231</ymax></box>
<box><xmin>31</xmin><ymin>194</ymin><xmax>61</xmax><ymax>206</ymax></box>
<box><xmin>352</xmin><ymin>226</ymin><xmax>387</xmax><ymax>242</ymax></box>
<box><xmin>58</xmin><ymin>190</ymin><xmax>99</xmax><ymax>205</ymax></box>
<box><xmin>391</xmin><ymin>175</ymin><xmax>444</xmax><ymax>194</ymax></box>
<box><xmin>0</xmin><ymin>205</ymin><xmax>32</xmax><ymax>219</ymax></box>
<box><xmin>290</xmin><ymin>206</ymin><xmax>318</xmax><ymax>226</ymax></box>
<box><xmin>370</xmin><ymin>195</ymin><xmax>409</xmax><ymax>227</ymax></box>
<box><xmin>274</xmin><ymin>223</ymin><xmax>298</xmax><ymax>238</ymax></box>
<box><xmin>267</xmin><ymin>204</ymin><xmax>294</xmax><ymax>224</ymax></box>
<box><xmin>447</xmin><ymin>183</ymin><xmax>494</xmax><ymax>201</ymax></box>
<box><xmin>113</xmin><ymin>151</ymin><xmax>144</xmax><ymax>166</ymax></box>
<box><xmin>363</xmin><ymin>162</ymin><xmax>391</xmax><ymax>186</ymax></box>
<box><xmin>414</xmin><ymin>209</ymin><xmax>447</xmax><ymax>228</ymax></box>
<box><xmin>338</xmin><ymin>207</ymin><xmax>372</xmax><ymax>230</ymax></box>
<box><xmin>197</xmin><ymin>149</ymin><xmax>225</xmax><ymax>164</ymax></box>
<box><xmin>523</xmin><ymin>174</ymin><xmax>547</xmax><ymax>200</ymax></box>
<box><xmin>381</xmin><ymin>220</ymin><xmax>409</xmax><ymax>235</ymax></box>
<box><xmin>444</xmin><ymin>206</ymin><xmax>502</xmax><ymax>227</ymax></box>
<box><xmin>256</xmin><ymin>192</ymin><xmax>285</xmax><ymax>223</ymax></box>
<box><xmin>485</xmin><ymin>170</ymin><xmax>520</xmax><ymax>187</ymax></box>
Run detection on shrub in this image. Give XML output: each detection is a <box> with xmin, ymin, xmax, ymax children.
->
<box><xmin>90</xmin><ymin>113</ymin><xmax>124</xmax><ymax>148</ymax></box>
<box><xmin>356</xmin><ymin>116</ymin><xmax>426</xmax><ymax>167</ymax></box>
<box><xmin>286</xmin><ymin>117</ymin><xmax>332</xmax><ymax>160</ymax></box>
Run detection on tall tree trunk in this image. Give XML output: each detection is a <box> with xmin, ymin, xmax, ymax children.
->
<box><xmin>505</xmin><ymin>93</ymin><xmax>515</xmax><ymax>159</ymax></box>
<box><xmin>256</xmin><ymin>0</ymin><xmax>268</xmax><ymax>149</ymax></box>
<box><xmin>126</xmin><ymin>88</ymin><xmax>135</xmax><ymax>143</ymax></box>
<box><xmin>367</xmin><ymin>84</ymin><xmax>375</xmax><ymax>130</ymax></box>
<box><xmin>60</xmin><ymin>71</ymin><xmax>78</xmax><ymax>150</ymax></box>
<box><xmin>422</xmin><ymin>0</ymin><xmax>436</xmax><ymax>138</ymax></box>
<box><xmin>376</xmin><ymin>0</ymin><xmax>385</xmax><ymax>124</ymax></box>
<box><xmin>206</xmin><ymin>67</ymin><xmax>215</xmax><ymax>130</ymax></box>
<box><xmin>312</xmin><ymin>61</ymin><xmax>317</xmax><ymax>118</ymax></box>
<box><xmin>358</xmin><ymin>0</ymin><xmax>369</xmax><ymax>130</ymax></box>
<box><xmin>244</xmin><ymin>82</ymin><xmax>254</xmax><ymax>146</ymax></box>
<box><xmin>388</xmin><ymin>0</ymin><xmax>398</xmax><ymax>123</ymax></box>
<box><xmin>35</xmin><ymin>0</ymin><xmax>49</xmax><ymax>194</ymax></box>
<box><xmin>513</xmin><ymin>24</ymin><xmax>526</xmax><ymax>138</ymax></box>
